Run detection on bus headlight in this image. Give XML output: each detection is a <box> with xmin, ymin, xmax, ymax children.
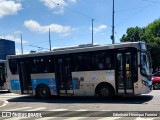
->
<box><xmin>142</xmin><ymin>80</ymin><xmax>148</xmax><ymax>86</ymax></box>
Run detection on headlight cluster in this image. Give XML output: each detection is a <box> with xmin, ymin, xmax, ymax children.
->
<box><xmin>142</xmin><ymin>80</ymin><xmax>148</xmax><ymax>86</ymax></box>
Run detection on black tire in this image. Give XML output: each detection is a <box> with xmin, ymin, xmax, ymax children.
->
<box><xmin>36</xmin><ymin>85</ymin><xmax>51</xmax><ymax>99</ymax></box>
<box><xmin>153</xmin><ymin>82</ymin><xmax>160</xmax><ymax>90</ymax></box>
<box><xmin>97</xmin><ymin>84</ymin><xmax>115</xmax><ymax>99</ymax></box>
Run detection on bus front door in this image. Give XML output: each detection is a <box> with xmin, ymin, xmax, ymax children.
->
<box><xmin>116</xmin><ymin>50</ymin><xmax>134</xmax><ymax>94</ymax></box>
<box><xmin>56</xmin><ymin>57</ymin><xmax>73</xmax><ymax>96</ymax></box>
<box><xmin>18</xmin><ymin>60</ymin><xmax>32</xmax><ymax>94</ymax></box>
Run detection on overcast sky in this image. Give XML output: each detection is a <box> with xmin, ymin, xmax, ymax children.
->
<box><xmin>0</xmin><ymin>0</ymin><xmax>160</xmax><ymax>54</ymax></box>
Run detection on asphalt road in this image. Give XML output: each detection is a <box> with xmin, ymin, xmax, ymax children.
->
<box><xmin>0</xmin><ymin>90</ymin><xmax>160</xmax><ymax>120</ymax></box>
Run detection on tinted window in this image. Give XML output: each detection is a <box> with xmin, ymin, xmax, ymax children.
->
<box><xmin>31</xmin><ymin>56</ymin><xmax>55</xmax><ymax>74</ymax></box>
<box><xmin>9</xmin><ymin>59</ymin><xmax>18</xmax><ymax>75</ymax></box>
<box><xmin>72</xmin><ymin>50</ymin><xmax>113</xmax><ymax>71</ymax></box>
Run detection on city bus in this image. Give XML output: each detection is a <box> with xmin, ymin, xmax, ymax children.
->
<box><xmin>6</xmin><ymin>42</ymin><xmax>152</xmax><ymax>99</ymax></box>
<box><xmin>0</xmin><ymin>60</ymin><xmax>6</xmax><ymax>90</ymax></box>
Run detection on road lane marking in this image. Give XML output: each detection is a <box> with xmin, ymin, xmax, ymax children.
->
<box><xmin>64</xmin><ymin>116</ymin><xmax>89</xmax><ymax>120</ymax></box>
<box><xmin>64</xmin><ymin>111</ymin><xmax>113</xmax><ymax>120</ymax></box>
<box><xmin>75</xmin><ymin>109</ymin><xmax>88</xmax><ymax>111</ymax></box>
<box><xmin>0</xmin><ymin>100</ymin><xmax>8</xmax><ymax>107</ymax></box>
<box><xmin>51</xmin><ymin>109</ymin><xmax>88</xmax><ymax>118</ymax></box>
<box><xmin>35</xmin><ymin>117</ymin><xmax>56</xmax><ymax>120</ymax></box>
<box><xmin>135</xmin><ymin>117</ymin><xmax>156</xmax><ymax>120</ymax></box>
<box><xmin>0</xmin><ymin>96</ymin><xmax>21</xmax><ymax>98</ymax></box>
<box><xmin>5</xmin><ymin>107</ymin><xmax>32</xmax><ymax>111</ymax></box>
<box><xmin>49</xmin><ymin>108</ymin><xmax>68</xmax><ymax>111</ymax></box>
<box><xmin>35</xmin><ymin>108</ymin><xmax>68</xmax><ymax>120</ymax></box>
<box><xmin>98</xmin><ymin>117</ymin><xmax>122</xmax><ymax>120</ymax></box>
<box><xmin>3</xmin><ymin>117</ymin><xmax>22</xmax><ymax>120</ymax></box>
<box><xmin>26</xmin><ymin>107</ymin><xmax>46</xmax><ymax>111</ymax></box>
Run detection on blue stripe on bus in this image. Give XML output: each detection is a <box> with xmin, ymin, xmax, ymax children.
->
<box><xmin>10</xmin><ymin>80</ymin><xmax>20</xmax><ymax>90</ymax></box>
<box><xmin>72</xmin><ymin>78</ymin><xmax>80</xmax><ymax>89</ymax></box>
<box><xmin>31</xmin><ymin>78</ymin><xmax>57</xmax><ymax>93</ymax></box>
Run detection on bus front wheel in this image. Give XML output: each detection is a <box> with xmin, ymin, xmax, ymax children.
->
<box><xmin>36</xmin><ymin>85</ymin><xmax>51</xmax><ymax>99</ymax></box>
<box><xmin>97</xmin><ymin>84</ymin><xmax>115</xmax><ymax>99</ymax></box>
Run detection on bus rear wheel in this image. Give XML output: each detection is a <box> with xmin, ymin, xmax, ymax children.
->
<box><xmin>97</xmin><ymin>84</ymin><xmax>115</xmax><ymax>99</ymax></box>
<box><xmin>36</xmin><ymin>85</ymin><xmax>51</xmax><ymax>99</ymax></box>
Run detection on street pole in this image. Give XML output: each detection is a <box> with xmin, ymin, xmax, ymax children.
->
<box><xmin>49</xmin><ymin>28</ymin><xmax>51</xmax><ymax>51</ymax></box>
<box><xmin>20</xmin><ymin>33</ymin><xmax>23</xmax><ymax>54</ymax></box>
<box><xmin>92</xmin><ymin>19</ymin><xmax>94</xmax><ymax>45</ymax></box>
<box><xmin>111</xmin><ymin>0</ymin><xmax>115</xmax><ymax>44</ymax></box>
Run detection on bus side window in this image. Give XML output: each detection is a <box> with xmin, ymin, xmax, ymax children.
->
<box><xmin>9</xmin><ymin>59</ymin><xmax>18</xmax><ymax>75</ymax></box>
<box><xmin>31</xmin><ymin>59</ymin><xmax>38</xmax><ymax>73</ymax></box>
<box><xmin>71</xmin><ymin>54</ymin><xmax>79</xmax><ymax>72</ymax></box>
<box><xmin>47</xmin><ymin>57</ymin><xmax>55</xmax><ymax>73</ymax></box>
<box><xmin>98</xmin><ymin>60</ymin><xmax>104</xmax><ymax>69</ymax></box>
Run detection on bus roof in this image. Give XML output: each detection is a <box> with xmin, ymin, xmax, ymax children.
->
<box><xmin>7</xmin><ymin>41</ymin><xmax>145</xmax><ymax>59</ymax></box>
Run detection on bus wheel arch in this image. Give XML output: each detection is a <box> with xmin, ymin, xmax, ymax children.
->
<box><xmin>35</xmin><ymin>84</ymin><xmax>51</xmax><ymax>99</ymax></box>
<box><xmin>95</xmin><ymin>82</ymin><xmax>115</xmax><ymax>99</ymax></box>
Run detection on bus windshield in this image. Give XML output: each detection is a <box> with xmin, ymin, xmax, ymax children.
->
<box><xmin>140</xmin><ymin>51</ymin><xmax>152</xmax><ymax>78</ymax></box>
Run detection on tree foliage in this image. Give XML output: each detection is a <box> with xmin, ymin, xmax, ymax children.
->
<box><xmin>120</xmin><ymin>19</ymin><xmax>160</xmax><ymax>72</ymax></box>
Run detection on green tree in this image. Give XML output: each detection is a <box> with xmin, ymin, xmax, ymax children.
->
<box><xmin>120</xmin><ymin>26</ymin><xmax>144</xmax><ymax>42</ymax></box>
<box><xmin>120</xmin><ymin>19</ymin><xmax>160</xmax><ymax>72</ymax></box>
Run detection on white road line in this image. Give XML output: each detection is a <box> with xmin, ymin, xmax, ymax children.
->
<box><xmin>3</xmin><ymin>117</ymin><xmax>22</xmax><ymax>120</ymax></box>
<box><xmin>75</xmin><ymin>109</ymin><xmax>88</xmax><ymax>111</ymax></box>
<box><xmin>38</xmin><ymin>109</ymin><xmax>88</xmax><ymax>120</ymax></box>
<box><xmin>0</xmin><ymin>94</ymin><xmax>20</xmax><ymax>96</ymax></box>
<box><xmin>53</xmin><ymin>109</ymin><xmax>88</xmax><ymax>117</ymax></box>
<box><xmin>64</xmin><ymin>111</ymin><xmax>112</xmax><ymax>120</ymax></box>
<box><xmin>135</xmin><ymin>117</ymin><xmax>156</xmax><ymax>120</ymax></box>
<box><xmin>0</xmin><ymin>95</ymin><xmax>21</xmax><ymax>97</ymax></box>
<box><xmin>98</xmin><ymin>117</ymin><xmax>122</xmax><ymax>120</ymax></box>
<box><xmin>49</xmin><ymin>108</ymin><xmax>68</xmax><ymax>111</ymax></box>
<box><xmin>35</xmin><ymin>117</ymin><xmax>56</xmax><ymax>120</ymax></box>
<box><xmin>26</xmin><ymin>107</ymin><xmax>46</xmax><ymax>111</ymax></box>
<box><xmin>1</xmin><ymin>93</ymin><xmax>19</xmax><ymax>95</ymax></box>
<box><xmin>35</xmin><ymin>108</ymin><xmax>68</xmax><ymax>120</ymax></box>
<box><xmin>0</xmin><ymin>100</ymin><xmax>8</xmax><ymax>107</ymax></box>
<box><xmin>64</xmin><ymin>117</ymin><xmax>86</xmax><ymax>120</ymax></box>
<box><xmin>5</xmin><ymin>107</ymin><xmax>32</xmax><ymax>111</ymax></box>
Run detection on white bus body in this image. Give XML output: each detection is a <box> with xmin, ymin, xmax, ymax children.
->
<box><xmin>6</xmin><ymin>42</ymin><xmax>152</xmax><ymax>99</ymax></box>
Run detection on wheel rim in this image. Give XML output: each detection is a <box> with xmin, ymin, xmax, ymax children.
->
<box><xmin>39</xmin><ymin>86</ymin><xmax>48</xmax><ymax>97</ymax></box>
<box><xmin>100</xmin><ymin>87</ymin><xmax>109</xmax><ymax>97</ymax></box>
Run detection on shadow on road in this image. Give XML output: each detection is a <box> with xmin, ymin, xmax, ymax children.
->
<box><xmin>7</xmin><ymin>94</ymin><xmax>153</xmax><ymax>104</ymax></box>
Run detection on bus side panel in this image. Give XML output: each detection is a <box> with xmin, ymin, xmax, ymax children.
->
<box><xmin>9</xmin><ymin>75</ymin><xmax>21</xmax><ymax>94</ymax></box>
<box><xmin>72</xmin><ymin>70</ymin><xmax>115</xmax><ymax>96</ymax></box>
<box><xmin>31</xmin><ymin>73</ymin><xmax>57</xmax><ymax>96</ymax></box>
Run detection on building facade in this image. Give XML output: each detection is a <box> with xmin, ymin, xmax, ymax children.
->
<box><xmin>0</xmin><ymin>39</ymin><xmax>15</xmax><ymax>60</ymax></box>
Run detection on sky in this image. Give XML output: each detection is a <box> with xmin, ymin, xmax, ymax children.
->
<box><xmin>0</xmin><ymin>0</ymin><xmax>160</xmax><ymax>54</ymax></box>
